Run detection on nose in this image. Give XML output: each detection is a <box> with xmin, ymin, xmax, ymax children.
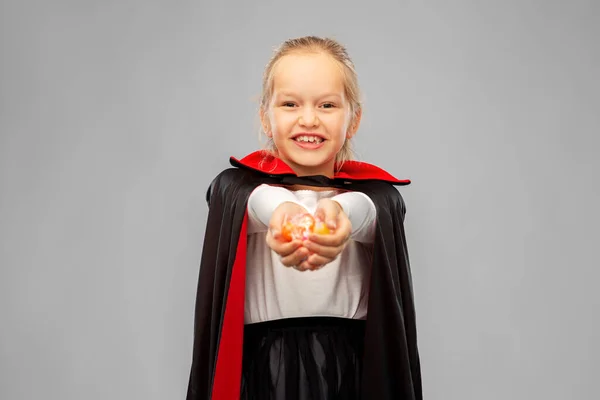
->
<box><xmin>298</xmin><ymin>107</ymin><xmax>319</xmax><ymax>127</ymax></box>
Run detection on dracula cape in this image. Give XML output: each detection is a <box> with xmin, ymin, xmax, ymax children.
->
<box><xmin>186</xmin><ymin>151</ymin><xmax>422</xmax><ymax>400</ymax></box>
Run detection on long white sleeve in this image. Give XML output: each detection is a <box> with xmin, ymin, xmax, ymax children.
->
<box><xmin>247</xmin><ymin>184</ymin><xmax>376</xmax><ymax>243</ymax></box>
<box><xmin>246</xmin><ymin>184</ymin><xmax>307</xmax><ymax>234</ymax></box>
<box><xmin>331</xmin><ymin>191</ymin><xmax>377</xmax><ymax>243</ymax></box>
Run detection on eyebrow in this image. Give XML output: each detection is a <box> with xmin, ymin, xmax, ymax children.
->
<box><xmin>275</xmin><ymin>91</ymin><xmax>343</xmax><ymax>99</ymax></box>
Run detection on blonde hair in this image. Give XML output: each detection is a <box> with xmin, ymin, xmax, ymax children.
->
<box><xmin>258</xmin><ymin>36</ymin><xmax>362</xmax><ymax>167</ymax></box>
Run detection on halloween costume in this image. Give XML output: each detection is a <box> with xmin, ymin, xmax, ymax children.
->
<box><xmin>186</xmin><ymin>151</ymin><xmax>422</xmax><ymax>400</ymax></box>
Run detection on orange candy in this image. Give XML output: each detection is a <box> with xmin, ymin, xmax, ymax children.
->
<box><xmin>313</xmin><ymin>220</ymin><xmax>331</xmax><ymax>235</ymax></box>
<box><xmin>280</xmin><ymin>213</ymin><xmax>331</xmax><ymax>241</ymax></box>
<box><xmin>280</xmin><ymin>220</ymin><xmax>297</xmax><ymax>241</ymax></box>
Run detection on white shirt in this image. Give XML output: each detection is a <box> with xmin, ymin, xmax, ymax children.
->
<box><xmin>244</xmin><ymin>184</ymin><xmax>377</xmax><ymax>324</ymax></box>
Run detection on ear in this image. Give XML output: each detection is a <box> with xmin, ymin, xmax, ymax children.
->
<box><xmin>259</xmin><ymin>107</ymin><xmax>272</xmax><ymax>138</ymax></box>
<box><xmin>346</xmin><ymin>108</ymin><xmax>362</xmax><ymax>140</ymax></box>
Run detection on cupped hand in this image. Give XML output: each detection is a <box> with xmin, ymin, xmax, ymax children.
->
<box><xmin>298</xmin><ymin>198</ymin><xmax>352</xmax><ymax>271</ymax></box>
<box><xmin>265</xmin><ymin>202</ymin><xmax>311</xmax><ymax>270</ymax></box>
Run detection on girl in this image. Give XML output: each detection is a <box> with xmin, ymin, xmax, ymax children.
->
<box><xmin>186</xmin><ymin>36</ymin><xmax>422</xmax><ymax>400</ymax></box>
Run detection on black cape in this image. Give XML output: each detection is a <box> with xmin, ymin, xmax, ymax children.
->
<box><xmin>186</xmin><ymin>151</ymin><xmax>422</xmax><ymax>400</ymax></box>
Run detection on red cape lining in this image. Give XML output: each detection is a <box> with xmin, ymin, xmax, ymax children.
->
<box><xmin>230</xmin><ymin>150</ymin><xmax>411</xmax><ymax>185</ymax></box>
<box><xmin>211</xmin><ymin>214</ymin><xmax>247</xmax><ymax>400</ymax></box>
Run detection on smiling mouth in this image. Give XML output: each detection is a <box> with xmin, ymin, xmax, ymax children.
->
<box><xmin>293</xmin><ymin>135</ymin><xmax>325</xmax><ymax>144</ymax></box>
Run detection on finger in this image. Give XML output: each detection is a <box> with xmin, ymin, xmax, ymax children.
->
<box><xmin>266</xmin><ymin>231</ymin><xmax>302</xmax><ymax>256</ymax></box>
<box><xmin>268</xmin><ymin>227</ymin><xmax>294</xmax><ymax>244</ymax></box>
<box><xmin>293</xmin><ymin>263</ymin><xmax>312</xmax><ymax>272</ymax></box>
<box><xmin>314</xmin><ymin>204</ymin><xmax>331</xmax><ymax>225</ymax></box>
<box><xmin>307</xmin><ymin>222</ymin><xmax>350</xmax><ymax>246</ymax></box>
<box><xmin>296</xmin><ymin>261</ymin><xmax>313</xmax><ymax>271</ymax></box>
<box><xmin>298</xmin><ymin>253</ymin><xmax>328</xmax><ymax>271</ymax></box>
<box><xmin>315</xmin><ymin>201</ymin><xmax>340</xmax><ymax>230</ymax></box>
<box><xmin>301</xmin><ymin>260</ymin><xmax>331</xmax><ymax>271</ymax></box>
<box><xmin>299</xmin><ymin>260</ymin><xmax>323</xmax><ymax>271</ymax></box>
<box><xmin>277</xmin><ymin>241</ymin><xmax>304</xmax><ymax>257</ymax></box>
<box><xmin>268</xmin><ymin>213</ymin><xmax>288</xmax><ymax>237</ymax></box>
<box><xmin>306</xmin><ymin>252</ymin><xmax>333</xmax><ymax>267</ymax></box>
<box><xmin>303</xmin><ymin>240</ymin><xmax>344</xmax><ymax>260</ymax></box>
<box><xmin>306</xmin><ymin>230</ymin><xmax>346</xmax><ymax>247</ymax></box>
<box><xmin>280</xmin><ymin>246</ymin><xmax>310</xmax><ymax>267</ymax></box>
<box><xmin>319</xmin><ymin>212</ymin><xmax>350</xmax><ymax>240</ymax></box>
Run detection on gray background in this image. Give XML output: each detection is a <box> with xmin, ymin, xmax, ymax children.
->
<box><xmin>1</xmin><ymin>0</ymin><xmax>598</xmax><ymax>399</ymax></box>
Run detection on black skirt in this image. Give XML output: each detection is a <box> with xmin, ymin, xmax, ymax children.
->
<box><xmin>241</xmin><ymin>316</ymin><xmax>366</xmax><ymax>400</ymax></box>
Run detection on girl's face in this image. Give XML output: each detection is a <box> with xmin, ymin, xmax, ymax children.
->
<box><xmin>261</xmin><ymin>52</ymin><xmax>360</xmax><ymax>177</ymax></box>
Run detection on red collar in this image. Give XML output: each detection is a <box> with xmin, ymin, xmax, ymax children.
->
<box><xmin>229</xmin><ymin>150</ymin><xmax>411</xmax><ymax>185</ymax></box>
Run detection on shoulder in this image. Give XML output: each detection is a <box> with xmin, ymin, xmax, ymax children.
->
<box><xmin>206</xmin><ymin>168</ymin><xmax>264</xmax><ymax>206</ymax></box>
<box><xmin>350</xmin><ymin>181</ymin><xmax>408</xmax><ymax>216</ymax></box>
<box><xmin>211</xmin><ymin>167</ymin><xmax>255</xmax><ymax>186</ymax></box>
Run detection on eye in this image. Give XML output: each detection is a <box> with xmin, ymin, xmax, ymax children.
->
<box><xmin>321</xmin><ymin>103</ymin><xmax>336</xmax><ymax>109</ymax></box>
<box><xmin>282</xmin><ymin>102</ymin><xmax>296</xmax><ymax>107</ymax></box>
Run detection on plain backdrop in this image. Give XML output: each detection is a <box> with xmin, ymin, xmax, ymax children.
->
<box><xmin>1</xmin><ymin>0</ymin><xmax>599</xmax><ymax>399</ymax></box>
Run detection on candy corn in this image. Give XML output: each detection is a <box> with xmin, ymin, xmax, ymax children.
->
<box><xmin>280</xmin><ymin>213</ymin><xmax>331</xmax><ymax>241</ymax></box>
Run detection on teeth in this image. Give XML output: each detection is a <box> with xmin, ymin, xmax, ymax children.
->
<box><xmin>295</xmin><ymin>135</ymin><xmax>323</xmax><ymax>143</ymax></box>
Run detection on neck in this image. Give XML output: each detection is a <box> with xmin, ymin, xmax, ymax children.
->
<box><xmin>278</xmin><ymin>156</ymin><xmax>335</xmax><ymax>179</ymax></box>
<box><xmin>290</xmin><ymin>184</ymin><xmax>335</xmax><ymax>191</ymax></box>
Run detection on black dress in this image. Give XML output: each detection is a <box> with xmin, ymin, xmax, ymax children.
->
<box><xmin>241</xmin><ymin>316</ymin><xmax>366</xmax><ymax>400</ymax></box>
